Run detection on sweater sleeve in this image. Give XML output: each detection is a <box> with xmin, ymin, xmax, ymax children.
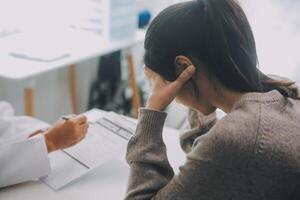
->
<box><xmin>126</xmin><ymin>108</ymin><xmax>174</xmax><ymax>199</ymax></box>
<box><xmin>125</xmin><ymin>108</ymin><xmax>246</xmax><ymax>200</ymax></box>
<box><xmin>180</xmin><ymin>110</ymin><xmax>217</xmax><ymax>154</ymax></box>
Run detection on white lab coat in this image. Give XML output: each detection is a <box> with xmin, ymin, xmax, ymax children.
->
<box><xmin>0</xmin><ymin>101</ymin><xmax>51</xmax><ymax>188</ymax></box>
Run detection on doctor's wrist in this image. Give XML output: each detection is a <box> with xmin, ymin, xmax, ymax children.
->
<box><xmin>45</xmin><ymin>133</ymin><xmax>58</xmax><ymax>153</ymax></box>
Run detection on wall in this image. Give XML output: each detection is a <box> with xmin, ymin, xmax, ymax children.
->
<box><xmin>1</xmin><ymin>0</ymin><xmax>300</xmax><ymax>125</ymax></box>
<box><xmin>0</xmin><ymin>0</ymin><xmax>173</xmax><ymax>124</ymax></box>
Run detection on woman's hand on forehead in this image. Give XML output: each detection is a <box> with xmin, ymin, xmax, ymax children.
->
<box><xmin>144</xmin><ymin>65</ymin><xmax>195</xmax><ymax>111</ymax></box>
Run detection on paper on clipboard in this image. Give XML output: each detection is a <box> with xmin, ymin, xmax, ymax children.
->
<box><xmin>41</xmin><ymin>112</ymin><xmax>136</xmax><ymax>190</ymax></box>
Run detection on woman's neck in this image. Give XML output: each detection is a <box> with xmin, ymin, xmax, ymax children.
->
<box><xmin>213</xmin><ymin>89</ymin><xmax>246</xmax><ymax>113</ymax></box>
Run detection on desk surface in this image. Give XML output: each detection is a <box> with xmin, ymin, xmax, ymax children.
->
<box><xmin>0</xmin><ymin>109</ymin><xmax>186</xmax><ymax>200</ymax></box>
<box><xmin>0</xmin><ymin>29</ymin><xmax>145</xmax><ymax>80</ymax></box>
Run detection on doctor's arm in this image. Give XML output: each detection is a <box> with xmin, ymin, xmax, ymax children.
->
<box><xmin>0</xmin><ymin>115</ymin><xmax>88</xmax><ymax>188</ymax></box>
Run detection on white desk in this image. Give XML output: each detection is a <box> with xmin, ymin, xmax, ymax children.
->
<box><xmin>0</xmin><ymin>109</ymin><xmax>186</xmax><ymax>200</ymax></box>
<box><xmin>0</xmin><ymin>30</ymin><xmax>145</xmax><ymax>80</ymax></box>
<box><xmin>0</xmin><ymin>29</ymin><xmax>145</xmax><ymax>116</ymax></box>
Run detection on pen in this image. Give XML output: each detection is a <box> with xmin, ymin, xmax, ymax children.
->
<box><xmin>61</xmin><ymin>115</ymin><xmax>76</xmax><ymax>121</ymax></box>
<box><xmin>61</xmin><ymin>115</ymin><xmax>95</xmax><ymax>125</ymax></box>
<box><xmin>61</xmin><ymin>116</ymin><xmax>72</xmax><ymax>121</ymax></box>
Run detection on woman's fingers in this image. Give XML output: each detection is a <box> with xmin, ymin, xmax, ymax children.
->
<box><xmin>144</xmin><ymin>66</ymin><xmax>153</xmax><ymax>78</ymax></box>
<box><xmin>172</xmin><ymin>65</ymin><xmax>195</xmax><ymax>90</ymax></box>
<box><xmin>144</xmin><ymin>66</ymin><xmax>162</xmax><ymax>81</ymax></box>
<box><xmin>143</xmin><ymin>64</ymin><xmax>195</xmax><ymax>111</ymax></box>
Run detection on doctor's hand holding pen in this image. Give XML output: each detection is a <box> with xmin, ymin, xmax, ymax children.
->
<box><xmin>30</xmin><ymin>115</ymin><xmax>89</xmax><ymax>153</ymax></box>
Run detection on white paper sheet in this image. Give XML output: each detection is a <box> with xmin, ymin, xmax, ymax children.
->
<box><xmin>41</xmin><ymin>112</ymin><xmax>135</xmax><ymax>190</ymax></box>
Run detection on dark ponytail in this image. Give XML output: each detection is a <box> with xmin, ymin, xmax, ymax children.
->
<box><xmin>259</xmin><ymin>71</ymin><xmax>300</xmax><ymax>99</ymax></box>
<box><xmin>144</xmin><ymin>0</ymin><xmax>300</xmax><ymax>100</ymax></box>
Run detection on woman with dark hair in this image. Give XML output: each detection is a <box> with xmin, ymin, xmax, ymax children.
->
<box><xmin>125</xmin><ymin>0</ymin><xmax>300</xmax><ymax>199</ymax></box>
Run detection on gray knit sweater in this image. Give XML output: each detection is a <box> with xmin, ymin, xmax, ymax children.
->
<box><xmin>125</xmin><ymin>90</ymin><xmax>300</xmax><ymax>200</ymax></box>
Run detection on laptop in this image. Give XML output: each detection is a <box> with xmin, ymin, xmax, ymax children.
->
<box><xmin>41</xmin><ymin>112</ymin><xmax>136</xmax><ymax>190</ymax></box>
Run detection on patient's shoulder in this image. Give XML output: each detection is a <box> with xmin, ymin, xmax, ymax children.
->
<box><xmin>189</xmin><ymin>106</ymin><xmax>260</xmax><ymax>168</ymax></box>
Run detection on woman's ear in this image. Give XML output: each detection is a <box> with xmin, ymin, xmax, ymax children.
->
<box><xmin>174</xmin><ymin>56</ymin><xmax>194</xmax><ymax>76</ymax></box>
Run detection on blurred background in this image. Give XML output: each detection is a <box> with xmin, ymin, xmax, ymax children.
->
<box><xmin>0</xmin><ymin>0</ymin><xmax>299</xmax><ymax>128</ymax></box>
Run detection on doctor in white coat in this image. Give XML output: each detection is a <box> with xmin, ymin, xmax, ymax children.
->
<box><xmin>0</xmin><ymin>101</ymin><xmax>89</xmax><ymax>188</ymax></box>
